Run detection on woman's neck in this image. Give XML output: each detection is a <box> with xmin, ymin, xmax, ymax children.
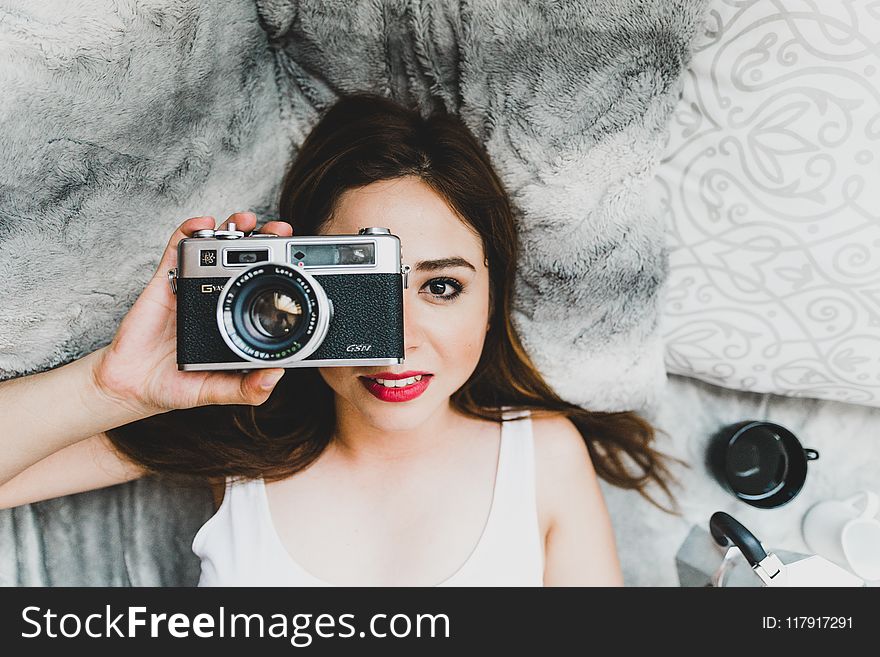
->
<box><xmin>329</xmin><ymin>397</ymin><xmax>466</xmax><ymax>466</ymax></box>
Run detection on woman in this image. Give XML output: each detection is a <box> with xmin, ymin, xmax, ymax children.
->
<box><xmin>0</xmin><ymin>94</ymin><xmax>680</xmax><ymax>586</ymax></box>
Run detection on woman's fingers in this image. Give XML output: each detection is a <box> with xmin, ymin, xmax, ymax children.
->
<box><xmin>198</xmin><ymin>368</ymin><xmax>286</xmax><ymax>406</ymax></box>
<box><xmin>218</xmin><ymin>213</ymin><xmax>293</xmax><ymax>236</ymax></box>
<box><xmin>217</xmin><ymin>211</ymin><xmax>257</xmax><ymax>233</ymax></box>
<box><xmin>259</xmin><ymin>220</ymin><xmax>293</xmax><ymax>237</ymax></box>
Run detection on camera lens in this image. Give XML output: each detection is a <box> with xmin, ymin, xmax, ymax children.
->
<box><xmin>248</xmin><ymin>290</ymin><xmax>303</xmax><ymax>338</ymax></box>
<box><xmin>217</xmin><ymin>264</ymin><xmax>331</xmax><ymax>363</ymax></box>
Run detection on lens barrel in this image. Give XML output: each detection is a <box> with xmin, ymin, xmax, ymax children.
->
<box><xmin>217</xmin><ymin>264</ymin><xmax>331</xmax><ymax>362</ymax></box>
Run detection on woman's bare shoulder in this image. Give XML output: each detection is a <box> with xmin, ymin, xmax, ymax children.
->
<box><xmin>527</xmin><ymin>411</ymin><xmax>623</xmax><ymax>585</ymax></box>
<box><xmin>529</xmin><ymin>411</ymin><xmax>589</xmax><ymax>458</ymax></box>
<box><xmin>528</xmin><ymin>412</ymin><xmax>597</xmax><ymax>532</ymax></box>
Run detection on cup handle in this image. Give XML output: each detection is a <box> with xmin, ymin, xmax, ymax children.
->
<box><xmin>804</xmin><ymin>448</ymin><xmax>819</xmax><ymax>461</ymax></box>
<box><xmin>858</xmin><ymin>491</ymin><xmax>879</xmax><ymax>519</ymax></box>
<box><xmin>842</xmin><ymin>491</ymin><xmax>880</xmax><ymax>519</ymax></box>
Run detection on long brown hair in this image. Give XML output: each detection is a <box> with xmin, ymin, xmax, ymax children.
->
<box><xmin>107</xmin><ymin>93</ymin><xmax>684</xmax><ymax>513</ymax></box>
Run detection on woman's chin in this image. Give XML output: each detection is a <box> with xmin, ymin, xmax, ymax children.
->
<box><xmin>350</xmin><ymin>396</ymin><xmax>444</xmax><ymax>432</ymax></box>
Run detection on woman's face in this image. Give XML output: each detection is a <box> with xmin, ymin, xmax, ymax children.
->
<box><xmin>316</xmin><ymin>176</ymin><xmax>490</xmax><ymax>432</ymax></box>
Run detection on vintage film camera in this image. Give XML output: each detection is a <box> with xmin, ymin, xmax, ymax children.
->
<box><xmin>168</xmin><ymin>224</ymin><xmax>409</xmax><ymax>371</ymax></box>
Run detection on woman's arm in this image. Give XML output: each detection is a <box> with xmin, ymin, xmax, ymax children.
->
<box><xmin>0</xmin><ymin>346</ymin><xmax>149</xmax><ymax>490</ymax></box>
<box><xmin>533</xmin><ymin>414</ymin><xmax>625</xmax><ymax>586</ymax></box>
<box><xmin>0</xmin><ymin>432</ymin><xmax>146</xmax><ymax>510</ymax></box>
<box><xmin>0</xmin><ymin>214</ymin><xmax>292</xmax><ymax>508</ymax></box>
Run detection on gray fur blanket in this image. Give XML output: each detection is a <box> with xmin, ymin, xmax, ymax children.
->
<box><xmin>0</xmin><ymin>0</ymin><xmax>707</xmax><ymax>585</ymax></box>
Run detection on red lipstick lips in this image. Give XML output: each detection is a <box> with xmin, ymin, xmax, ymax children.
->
<box><xmin>358</xmin><ymin>371</ymin><xmax>433</xmax><ymax>402</ymax></box>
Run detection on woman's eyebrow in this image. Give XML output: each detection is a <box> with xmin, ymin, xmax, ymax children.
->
<box><xmin>413</xmin><ymin>256</ymin><xmax>476</xmax><ymax>272</ymax></box>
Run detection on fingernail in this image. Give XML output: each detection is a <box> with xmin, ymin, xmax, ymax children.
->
<box><xmin>260</xmin><ymin>370</ymin><xmax>285</xmax><ymax>389</ymax></box>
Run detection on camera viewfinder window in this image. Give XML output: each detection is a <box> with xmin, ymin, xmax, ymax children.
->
<box><xmin>224</xmin><ymin>249</ymin><xmax>270</xmax><ymax>266</ymax></box>
<box><xmin>290</xmin><ymin>242</ymin><xmax>375</xmax><ymax>267</ymax></box>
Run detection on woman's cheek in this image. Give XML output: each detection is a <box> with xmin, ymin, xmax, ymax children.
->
<box><xmin>316</xmin><ymin>367</ymin><xmax>349</xmax><ymax>396</ymax></box>
<box><xmin>441</xmin><ymin>315</ymin><xmax>488</xmax><ymax>367</ymax></box>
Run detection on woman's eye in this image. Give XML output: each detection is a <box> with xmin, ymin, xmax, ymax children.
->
<box><xmin>421</xmin><ymin>277</ymin><xmax>463</xmax><ymax>301</ymax></box>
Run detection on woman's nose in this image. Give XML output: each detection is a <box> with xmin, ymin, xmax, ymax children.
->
<box><xmin>402</xmin><ymin>294</ymin><xmax>426</xmax><ymax>353</ymax></box>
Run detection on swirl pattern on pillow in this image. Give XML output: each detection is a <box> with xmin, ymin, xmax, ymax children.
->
<box><xmin>654</xmin><ymin>0</ymin><xmax>880</xmax><ymax>406</ymax></box>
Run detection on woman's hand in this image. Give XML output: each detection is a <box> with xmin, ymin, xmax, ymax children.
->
<box><xmin>91</xmin><ymin>212</ymin><xmax>294</xmax><ymax>417</ymax></box>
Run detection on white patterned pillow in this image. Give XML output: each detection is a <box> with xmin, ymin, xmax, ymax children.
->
<box><xmin>653</xmin><ymin>0</ymin><xmax>880</xmax><ymax>407</ymax></box>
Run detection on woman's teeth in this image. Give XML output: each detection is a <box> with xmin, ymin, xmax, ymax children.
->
<box><xmin>374</xmin><ymin>375</ymin><xmax>423</xmax><ymax>388</ymax></box>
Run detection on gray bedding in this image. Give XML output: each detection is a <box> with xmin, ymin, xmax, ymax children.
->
<box><xmin>1</xmin><ymin>477</ymin><xmax>209</xmax><ymax>586</ymax></box>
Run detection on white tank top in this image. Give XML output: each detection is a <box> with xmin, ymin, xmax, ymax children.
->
<box><xmin>192</xmin><ymin>409</ymin><xmax>544</xmax><ymax>586</ymax></box>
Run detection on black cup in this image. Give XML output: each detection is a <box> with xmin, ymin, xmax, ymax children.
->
<box><xmin>708</xmin><ymin>420</ymin><xmax>819</xmax><ymax>509</ymax></box>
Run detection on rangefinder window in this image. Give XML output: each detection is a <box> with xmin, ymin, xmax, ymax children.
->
<box><xmin>290</xmin><ymin>242</ymin><xmax>376</xmax><ymax>267</ymax></box>
<box><xmin>223</xmin><ymin>249</ymin><xmax>270</xmax><ymax>266</ymax></box>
